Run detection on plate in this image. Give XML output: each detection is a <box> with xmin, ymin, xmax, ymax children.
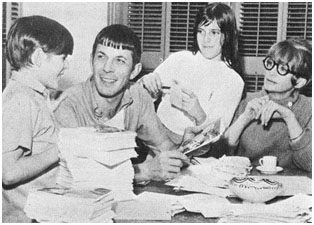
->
<box><xmin>256</xmin><ymin>166</ymin><xmax>283</xmax><ymax>175</ymax></box>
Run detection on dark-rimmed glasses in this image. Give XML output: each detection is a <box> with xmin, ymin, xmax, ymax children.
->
<box><xmin>263</xmin><ymin>57</ymin><xmax>298</xmax><ymax>76</ymax></box>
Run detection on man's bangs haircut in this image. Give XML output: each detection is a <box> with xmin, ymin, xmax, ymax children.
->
<box><xmin>92</xmin><ymin>24</ymin><xmax>141</xmax><ymax>66</ymax></box>
<box><xmin>6</xmin><ymin>16</ymin><xmax>74</xmax><ymax>71</ymax></box>
<box><xmin>267</xmin><ymin>40</ymin><xmax>312</xmax><ymax>82</ymax></box>
<box><xmin>192</xmin><ymin>3</ymin><xmax>240</xmax><ymax>74</ymax></box>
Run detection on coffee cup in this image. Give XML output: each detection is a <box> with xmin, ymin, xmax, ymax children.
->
<box><xmin>259</xmin><ymin>156</ymin><xmax>277</xmax><ymax>171</ymax></box>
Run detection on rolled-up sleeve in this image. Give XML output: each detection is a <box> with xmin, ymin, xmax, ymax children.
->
<box><xmin>128</xmin><ymin>86</ymin><xmax>171</xmax><ymax>151</ymax></box>
<box><xmin>3</xmin><ymin>95</ymin><xmax>33</xmax><ymax>155</ymax></box>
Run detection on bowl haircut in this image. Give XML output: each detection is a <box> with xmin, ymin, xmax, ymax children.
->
<box><xmin>6</xmin><ymin>15</ymin><xmax>74</xmax><ymax>71</ymax></box>
<box><xmin>91</xmin><ymin>24</ymin><xmax>142</xmax><ymax>69</ymax></box>
<box><xmin>267</xmin><ymin>38</ymin><xmax>312</xmax><ymax>86</ymax></box>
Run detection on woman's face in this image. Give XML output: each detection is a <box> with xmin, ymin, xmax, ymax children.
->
<box><xmin>263</xmin><ymin>58</ymin><xmax>295</xmax><ymax>94</ymax></box>
<box><xmin>197</xmin><ymin>19</ymin><xmax>224</xmax><ymax>60</ymax></box>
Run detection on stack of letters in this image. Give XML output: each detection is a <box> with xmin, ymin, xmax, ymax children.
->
<box><xmin>24</xmin><ymin>187</ymin><xmax>115</xmax><ymax>222</ymax></box>
<box><xmin>56</xmin><ymin>127</ymin><xmax>138</xmax><ymax>201</ymax></box>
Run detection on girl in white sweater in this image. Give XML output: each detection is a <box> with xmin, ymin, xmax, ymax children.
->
<box><xmin>140</xmin><ymin>3</ymin><xmax>244</xmax><ymax>143</ymax></box>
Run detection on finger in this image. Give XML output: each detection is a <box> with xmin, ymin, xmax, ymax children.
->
<box><xmin>185</xmin><ymin>126</ymin><xmax>203</xmax><ymax>135</ymax></box>
<box><xmin>181</xmin><ymin>88</ymin><xmax>195</xmax><ymax>98</ymax></box>
<box><xmin>167</xmin><ymin>158</ymin><xmax>184</xmax><ymax>168</ymax></box>
<box><xmin>260</xmin><ymin>103</ymin><xmax>272</xmax><ymax>126</ymax></box>
<box><xmin>165</xmin><ymin>151</ymin><xmax>190</xmax><ymax>165</ymax></box>
<box><xmin>263</xmin><ymin>102</ymin><xmax>276</xmax><ymax>126</ymax></box>
<box><xmin>155</xmin><ymin>73</ymin><xmax>163</xmax><ymax>90</ymax></box>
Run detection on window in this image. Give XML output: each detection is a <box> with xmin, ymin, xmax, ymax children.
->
<box><xmin>2</xmin><ymin>2</ymin><xmax>21</xmax><ymax>90</ymax></box>
<box><xmin>112</xmin><ymin>2</ymin><xmax>312</xmax><ymax>95</ymax></box>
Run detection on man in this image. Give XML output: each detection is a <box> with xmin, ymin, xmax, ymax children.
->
<box><xmin>55</xmin><ymin>24</ymin><xmax>198</xmax><ymax>182</ymax></box>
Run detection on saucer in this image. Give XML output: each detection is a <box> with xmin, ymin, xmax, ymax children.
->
<box><xmin>256</xmin><ymin>166</ymin><xmax>283</xmax><ymax>175</ymax></box>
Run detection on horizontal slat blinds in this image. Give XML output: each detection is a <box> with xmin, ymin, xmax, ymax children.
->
<box><xmin>169</xmin><ymin>2</ymin><xmax>208</xmax><ymax>52</ymax></box>
<box><xmin>286</xmin><ymin>2</ymin><xmax>312</xmax><ymax>40</ymax></box>
<box><xmin>239</xmin><ymin>2</ymin><xmax>279</xmax><ymax>56</ymax></box>
<box><xmin>286</xmin><ymin>2</ymin><xmax>312</xmax><ymax>97</ymax></box>
<box><xmin>127</xmin><ymin>2</ymin><xmax>163</xmax><ymax>52</ymax></box>
<box><xmin>243</xmin><ymin>74</ymin><xmax>264</xmax><ymax>92</ymax></box>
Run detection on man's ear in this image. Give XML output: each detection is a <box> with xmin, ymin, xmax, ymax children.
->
<box><xmin>31</xmin><ymin>48</ymin><xmax>44</xmax><ymax>67</ymax></box>
<box><xmin>294</xmin><ymin>77</ymin><xmax>307</xmax><ymax>89</ymax></box>
<box><xmin>90</xmin><ymin>54</ymin><xmax>94</xmax><ymax>72</ymax></box>
<box><xmin>130</xmin><ymin>63</ymin><xmax>142</xmax><ymax>80</ymax></box>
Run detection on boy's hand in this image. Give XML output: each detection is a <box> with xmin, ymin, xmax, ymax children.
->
<box><xmin>141</xmin><ymin>72</ymin><xmax>162</xmax><ymax>96</ymax></box>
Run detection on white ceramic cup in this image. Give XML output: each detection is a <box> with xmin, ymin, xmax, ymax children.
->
<box><xmin>259</xmin><ymin>156</ymin><xmax>277</xmax><ymax>171</ymax></box>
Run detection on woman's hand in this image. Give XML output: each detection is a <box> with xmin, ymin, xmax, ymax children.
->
<box><xmin>241</xmin><ymin>95</ymin><xmax>270</xmax><ymax>125</ymax></box>
<box><xmin>140</xmin><ymin>72</ymin><xmax>162</xmax><ymax>96</ymax></box>
<box><xmin>259</xmin><ymin>100</ymin><xmax>294</xmax><ymax>126</ymax></box>
<box><xmin>181</xmin><ymin>88</ymin><xmax>206</xmax><ymax>125</ymax></box>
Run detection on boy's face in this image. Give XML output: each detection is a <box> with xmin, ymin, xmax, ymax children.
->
<box><xmin>92</xmin><ymin>44</ymin><xmax>135</xmax><ymax>98</ymax></box>
<box><xmin>39</xmin><ymin>53</ymin><xmax>68</xmax><ymax>90</ymax></box>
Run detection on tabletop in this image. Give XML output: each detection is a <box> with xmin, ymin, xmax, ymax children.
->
<box><xmin>115</xmin><ymin>167</ymin><xmax>311</xmax><ymax>223</ymax></box>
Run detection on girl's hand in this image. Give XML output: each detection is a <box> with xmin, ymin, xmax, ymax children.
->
<box><xmin>259</xmin><ymin>100</ymin><xmax>294</xmax><ymax>126</ymax></box>
<box><xmin>242</xmin><ymin>95</ymin><xmax>269</xmax><ymax>124</ymax></box>
<box><xmin>181</xmin><ymin>88</ymin><xmax>206</xmax><ymax>125</ymax></box>
<box><xmin>141</xmin><ymin>72</ymin><xmax>162</xmax><ymax>96</ymax></box>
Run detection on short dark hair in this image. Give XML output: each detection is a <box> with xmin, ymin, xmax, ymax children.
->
<box><xmin>92</xmin><ymin>24</ymin><xmax>141</xmax><ymax>67</ymax></box>
<box><xmin>192</xmin><ymin>3</ymin><xmax>240</xmax><ymax>74</ymax></box>
<box><xmin>267</xmin><ymin>38</ymin><xmax>312</xmax><ymax>85</ymax></box>
<box><xmin>6</xmin><ymin>15</ymin><xmax>74</xmax><ymax>71</ymax></box>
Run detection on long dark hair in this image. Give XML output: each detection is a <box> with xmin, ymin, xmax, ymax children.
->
<box><xmin>192</xmin><ymin>3</ymin><xmax>241</xmax><ymax>74</ymax></box>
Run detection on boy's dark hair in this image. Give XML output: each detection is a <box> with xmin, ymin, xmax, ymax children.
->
<box><xmin>6</xmin><ymin>15</ymin><xmax>74</xmax><ymax>71</ymax></box>
<box><xmin>267</xmin><ymin>38</ymin><xmax>312</xmax><ymax>86</ymax></box>
<box><xmin>192</xmin><ymin>3</ymin><xmax>241</xmax><ymax>74</ymax></box>
<box><xmin>92</xmin><ymin>24</ymin><xmax>142</xmax><ymax>67</ymax></box>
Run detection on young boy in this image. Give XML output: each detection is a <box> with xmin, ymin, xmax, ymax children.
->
<box><xmin>2</xmin><ymin>15</ymin><xmax>73</xmax><ymax>222</ymax></box>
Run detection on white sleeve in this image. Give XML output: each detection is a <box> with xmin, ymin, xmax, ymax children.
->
<box><xmin>154</xmin><ymin>53</ymin><xmax>181</xmax><ymax>87</ymax></box>
<box><xmin>205</xmin><ymin>75</ymin><xmax>244</xmax><ymax>132</ymax></box>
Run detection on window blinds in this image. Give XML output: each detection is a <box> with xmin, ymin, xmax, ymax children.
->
<box><xmin>169</xmin><ymin>2</ymin><xmax>208</xmax><ymax>52</ymax></box>
<box><xmin>286</xmin><ymin>2</ymin><xmax>312</xmax><ymax>40</ymax></box>
<box><xmin>127</xmin><ymin>2</ymin><xmax>163</xmax><ymax>52</ymax></box>
<box><xmin>239</xmin><ymin>2</ymin><xmax>279</xmax><ymax>57</ymax></box>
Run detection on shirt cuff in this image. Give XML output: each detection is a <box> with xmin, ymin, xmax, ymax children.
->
<box><xmin>289</xmin><ymin>128</ymin><xmax>311</xmax><ymax>151</ymax></box>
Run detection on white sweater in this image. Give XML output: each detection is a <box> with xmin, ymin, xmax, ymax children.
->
<box><xmin>155</xmin><ymin>50</ymin><xmax>244</xmax><ymax>135</ymax></box>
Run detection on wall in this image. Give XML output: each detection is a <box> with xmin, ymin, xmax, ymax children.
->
<box><xmin>22</xmin><ymin>2</ymin><xmax>109</xmax><ymax>89</ymax></box>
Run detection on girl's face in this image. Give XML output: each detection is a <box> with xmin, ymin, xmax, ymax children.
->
<box><xmin>197</xmin><ymin>19</ymin><xmax>224</xmax><ymax>60</ymax></box>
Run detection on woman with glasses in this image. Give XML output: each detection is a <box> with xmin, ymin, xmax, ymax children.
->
<box><xmin>222</xmin><ymin>38</ymin><xmax>312</xmax><ymax>172</ymax></box>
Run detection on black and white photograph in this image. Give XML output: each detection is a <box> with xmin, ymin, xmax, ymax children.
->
<box><xmin>2</xmin><ymin>1</ymin><xmax>312</xmax><ymax>223</ymax></box>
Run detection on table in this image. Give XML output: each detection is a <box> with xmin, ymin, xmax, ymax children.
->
<box><xmin>115</xmin><ymin>167</ymin><xmax>311</xmax><ymax>223</ymax></box>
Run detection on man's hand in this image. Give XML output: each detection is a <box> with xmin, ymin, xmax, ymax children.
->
<box><xmin>152</xmin><ymin>151</ymin><xmax>190</xmax><ymax>181</ymax></box>
<box><xmin>137</xmin><ymin>150</ymin><xmax>190</xmax><ymax>182</ymax></box>
<box><xmin>140</xmin><ymin>72</ymin><xmax>163</xmax><ymax>97</ymax></box>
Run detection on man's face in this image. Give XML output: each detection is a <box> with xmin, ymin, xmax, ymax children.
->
<box><xmin>92</xmin><ymin>44</ymin><xmax>134</xmax><ymax>98</ymax></box>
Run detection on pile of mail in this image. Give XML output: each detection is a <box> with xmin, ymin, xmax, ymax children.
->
<box><xmin>24</xmin><ymin>187</ymin><xmax>115</xmax><ymax>222</ymax></box>
<box><xmin>218</xmin><ymin>193</ymin><xmax>312</xmax><ymax>223</ymax></box>
<box><xmin>166</xmin><ymin>156</ymin><xmax>252</xmax><ymax>197</ymax></box>
<box><xmin>56</xmin><ymin>127</ymin><xmax>138</xmax><ymax>201</ymax></box>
